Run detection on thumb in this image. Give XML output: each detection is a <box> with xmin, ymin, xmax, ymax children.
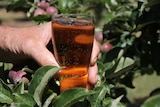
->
<box><xmin>30</xmin><ymin>45</ymin><xmax>59</xmax><ymax>66</ymax></box>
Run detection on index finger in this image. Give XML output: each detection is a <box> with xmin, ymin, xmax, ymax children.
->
<box><xmin>90</xmin><ymin>39</ymin><xmax>100</xmax><ymax>66</ymax></box>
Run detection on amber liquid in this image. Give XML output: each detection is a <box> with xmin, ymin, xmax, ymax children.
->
<box><xmin>52</xmin><ymin>18</ymin><xmax>94</xmax><ymax>92</ymax></box>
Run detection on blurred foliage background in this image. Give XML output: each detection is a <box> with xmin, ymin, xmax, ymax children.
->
<box><xmin>1</xmin><ymin>0</ymin><xmax>160</xmax><ymax>107</ymax></box>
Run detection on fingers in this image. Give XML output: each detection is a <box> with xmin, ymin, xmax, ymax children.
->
<box><xmin>88</xmin><ymin>39</ymin><xmax>100</xmax><ymax>86</ymax></box>
<box><xmin>88</xmin><ymin>63</ymin><xmax>98</xmax><ymax>85</ymax></box>
<box><xmin>29</xmin><ymin>44</ymin><xmax>59</xmax><ymax>67</ymax></box>
<box><xmin>90</xmin><ymin>39</ymin><xmax>100</xmax><ymax>66</ymax></box>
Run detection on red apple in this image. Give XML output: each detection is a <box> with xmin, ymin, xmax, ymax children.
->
<box><xmin>101</xmin><ymin>42</ymin><xmax>113</xmax><ymax>53</ymax></box>
<box><xmin>33</xmin><ymin>8</ymin><xmax>46</xmax><ymax>16</ymax></box>
<box><xmin>38</xmin><ymin>0</ymin><xmax>50</xmax><ymax>9</ymax></box>
<box><xmin>46</xmin><ymin>6</ymin><xmax>58</xmax><ymax>15</ymax></box>
<box><xmin>95</xmin><ymin>32</ymin><xmax>103</xmax><ymax>42</ymax></box>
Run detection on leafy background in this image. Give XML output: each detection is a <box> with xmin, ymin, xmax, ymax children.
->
<box><xmin>0</xmin><ymin>0</ymin><xmax>160</xmax><ymax>107</ymax></box>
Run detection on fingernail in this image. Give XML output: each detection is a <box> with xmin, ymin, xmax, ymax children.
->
<box><xmin>90</xmin><ymin>57</ymin><xmax>97</xmax><ymax>66</ymax></box>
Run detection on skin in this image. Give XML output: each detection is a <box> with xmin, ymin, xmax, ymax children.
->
<box><xmin>0</xmin><ymin>22</ymin><xmax>100</xmax><ymax>86</ymax></box>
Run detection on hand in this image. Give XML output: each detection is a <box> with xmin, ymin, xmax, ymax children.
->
<box><xmin>0</xmin><ymin>22</ymin><xmax>58</xmax><ymax>66</ymax></box>
<box><xmin>88</xmin><ymin>38</ymin><xmax>100</xmax><ymax>85</ymax></box>
<box><xmin>0</xmin><ymin>22</ymin><xmax>100</xmax><ymax>86</ymax></box>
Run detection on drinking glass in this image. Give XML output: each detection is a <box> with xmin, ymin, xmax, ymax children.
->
<box><xmin>52</xmin><ymin>14</ymin><xmax>94</xmax><ymax>92</ymax></box>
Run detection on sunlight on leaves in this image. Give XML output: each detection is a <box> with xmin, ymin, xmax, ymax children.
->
<box><xmin>52</xmin><ymin>88</ymin><xmax>96</xmax><ymax>107</ymax></box>
<box><xmin>28</xmin><ymin>66</ymin><xmax>62</xmax><ymax>107</ymax></box>
<box><xmin>141</xmin><ymin>94</ymin><xmax>160</xmax><ymax>107</ymax></box>
<box><xmin>0</xmin><ymin>79</ymin><xmax>13</xmax><ymax>104</ymax></box>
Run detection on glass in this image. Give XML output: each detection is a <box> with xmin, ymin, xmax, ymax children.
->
<box><xmin>52</xmin><ymin>14</ymin><xmax>94</xmax><ymax>92</ymax></box>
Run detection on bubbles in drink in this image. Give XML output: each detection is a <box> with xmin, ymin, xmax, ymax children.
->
<box><xmin>52</xmin><ymin>19</ymin><xmax>94</xmax><ymax>68</ymax></box>
<box><xmin>52</xmin><ymin>15</ymin><xmax>94</xmax><ymax>92</ymax></box>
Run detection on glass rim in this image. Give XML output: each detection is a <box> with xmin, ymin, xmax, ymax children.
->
<box><xmin>52</xmin><ymin>14</ymin><xmax>94</xmax><ymax>19</ymax></box>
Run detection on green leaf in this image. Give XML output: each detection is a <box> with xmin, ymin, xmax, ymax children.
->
<box><xmin>57</xmin><ymin>0</ymin><xmax>79</xmax><ymax>13</ymax></box>
<box><xmin>28</xmin><ymin>66</ymin><xmax>61</xmax><ymax>107</ymax></box>
<box><xmin>3</xmin><ymin>63</ymin><xmax>11</xmax><ymax>71</ymax></box>
<box><xmin>6</xmin><ymin>0</ymin><xmax>29</xmax><ymax>12</ymax></box>
<box><xmin>43</xmin><ymin>92</ymin><xmax>57</xmax><ymax>107</ymax></box>
<box><xmin>13</xmin><ymin>93</ymin><xmax>36</xmax><ymax>107</ymax></box>
<box><xmin>103</xmin><ymin>97</ymin><xmax>113</xmax><ymax>106</ymax></box>
<box><xmin>89</xmin><ymin>85</ymin><xmax>111</xmax><ymax>107</ymax></box>
<box><xmin>115</xmin><ymin>57</ymin><xmax>135</xmax><ymax>73</ymax></box>
<box><xmin>32</xmin><ymin>15</ymin><xmax>52</xmax><ymax>24</ymax></box>
<box><xmin>108</xmin><ymin>57</ymin><xmax>135</xmax><ymax>79</ymax></box>
<box><xmin>52</xmin><ymin>88</ymin><xmax>96</xmax><ymax>107</ymax></box>
<box><xmin>0</xmin><ymin>79</ymin><xmax>13</xmax><ymax>104</ymax></box>
<box><xmin>103</xmin><ymin>96</ymin><xmax>125</xmax><ymax>107</ymax></box>
<box><xmin>14</xmin><ymin>82</ymin><xmax>24</xmax><ymax>94</ymax></box>
<box><xmin>141</xmin><ymin>94</ymin><xmax>160</xmax><ymax>107</ymax></box>
<box><xmin>104</xmin><ymin>49</ymin><xmax>124</xmax><ymax>79</ymax></box>
<box><xmin>105</xmin><ymin>12</ymin><xmax>116</xmax><ymax>23</ymax></box>
<box><xmin>103</xmin><ymin>47</ymin><xmax>122</xmax><ymax>63</ymax></box>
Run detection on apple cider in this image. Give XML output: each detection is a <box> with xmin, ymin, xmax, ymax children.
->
<box><xmin>52</xmin><ymin>14</ymin><xmax>94</xmax><ymax>92</ymax></box>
